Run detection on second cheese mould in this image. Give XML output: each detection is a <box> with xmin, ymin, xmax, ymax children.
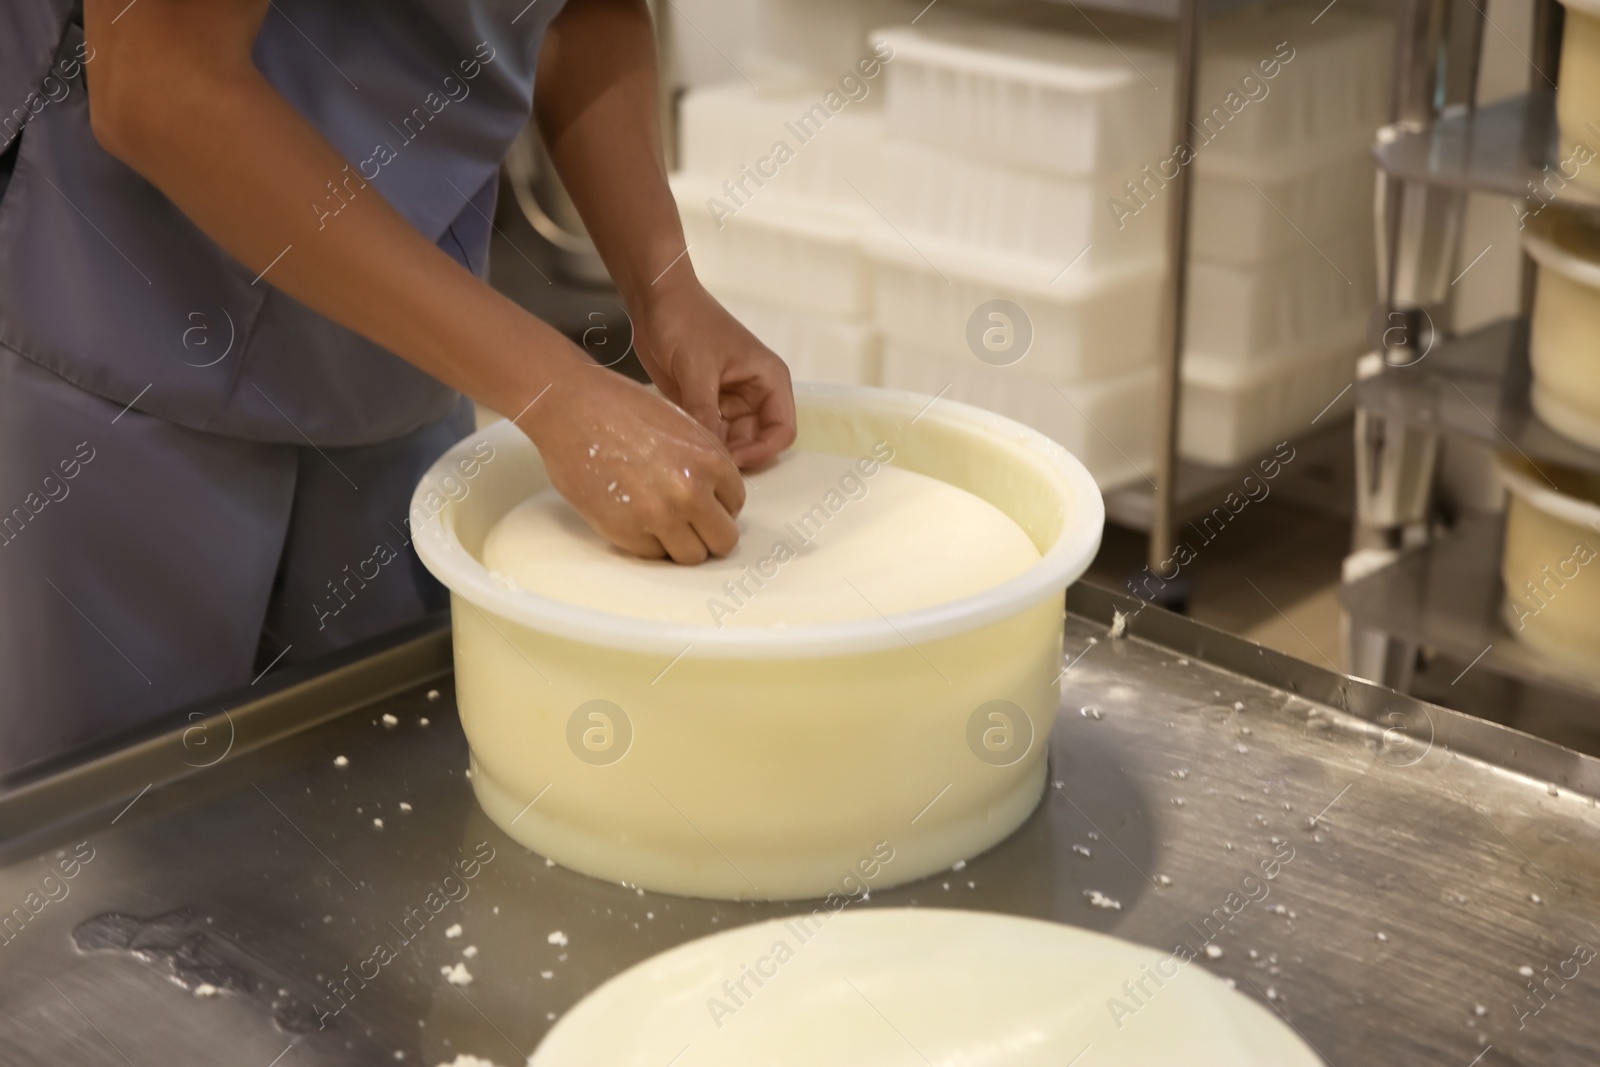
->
<box><xmin>1557</xmin><ymin>0</ymin><xmax>1600</xmax><ymax>193</ymax></box>
<box><xmin>1524</xmin><ymin>207</ymin><xmax>1600</xmax><ymax>450</ymax></box>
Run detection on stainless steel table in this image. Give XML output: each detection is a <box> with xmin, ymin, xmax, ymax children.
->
<box><xmin>3</xmin><ymin>585</ymin><xmax>1598</xmax><ymax>1066</ymax></box>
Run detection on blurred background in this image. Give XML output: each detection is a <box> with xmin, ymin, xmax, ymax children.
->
<box><xmin>483</xmin><ymin>0</ymin><xmax>1600</xmax><ymax>756</ymax></box>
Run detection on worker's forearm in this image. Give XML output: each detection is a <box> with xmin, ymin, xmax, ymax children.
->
<box><xmin>536</xmin><ymin>0</ymin><xmax>695</xmax><ymax>315</ymax></box>
<box><xmin>80</xmin><ymin>0</ymin><xmax>757</xmax><ymax>562</ymax></box>
<box><xmin>91</xmin><ymin>43</ymin><xmax>580</xmax><ymax>418</ymax></box>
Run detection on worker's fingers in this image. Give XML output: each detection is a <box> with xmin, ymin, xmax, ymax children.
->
<box><xmin>722</xmin><ymin>412</ymin><xmax>767</xmax><ymax>468</ymax></box>
<box><xmin>690</xmin><ymin>497</ymin><xmax>741</xmax><ymax>559</ymax></box>
<box><xmin>706</xmin><ymin>449</ymin><xmax>747</xmax><ymax>518</ymax></box>
<box><xmin>723</xmin><ymin>410</ymin><xmax>761</xmax><ymax>450</ymax></box>
<box><xmin>649</xmin><ymin>513</ymin><xmax>713</xmax><ymax>566</ymax></box>
<box><xmin>602</xmin><ymin>522</ymin><xmax>668</xmax><ymax>562</ymax></box>
<box><xmin>674</xmin><ymin>360</ymin><xmax>725</xmax><ymax>437</ymax></box>
<box><xmin>725</xmin><ymin>379</ymin><xmax>797</xmax><ymax>468</ymax></box>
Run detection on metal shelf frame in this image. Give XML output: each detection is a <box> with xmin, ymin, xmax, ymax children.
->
<box><xmin>1145</xmin><ymin>0</ymin><xmax>1203</xmax><ymax>573</ymax></box>
<box><xmin>1045</xmin><ymin>0</ymin><xmax>1326</xmax><ymax>564</ymax></box>
<box><xmin>1350</xmin><ymin>0</ymin><xmax>1600</xmax><ymax>711</ymax></box>
<box><xmin>1372</xmin><ymin>90</ymin><xmax>1600</xmax><ymax>217</ymax></box>
<box><xmin>1341</xmin><ymin>511</ymin><xmax>1600</xmax><ymax>703</ymax></box>
<box><xmin>1355</xmin><ymin>317</ymin><xmax>1600</xmax><ymax>476</ymax></box>
<box><xmin>1030</xmin><ymin>0</ymin><xmax>1211</xmax><ymax>561</ymax></box>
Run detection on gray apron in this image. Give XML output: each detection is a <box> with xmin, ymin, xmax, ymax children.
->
<box><xmin>0</xmin><ymin>0</ymin><xmax>566</xmax><ymax>774</ymax></box>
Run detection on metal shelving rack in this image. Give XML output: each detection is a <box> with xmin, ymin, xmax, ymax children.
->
<box><xmin>1343</xmin><ymin>0</ymin><xmax>1600</xmax><ymax>708</ymax></box>
<box><xmin>1371</xmin><ymin>88</ymin><xmax>1600</xmax><ymax>212</ymax></box>
<box><xmin>1058</xmin><ymin>0</ymin><xmax>1365</xmax><ymax>570</ymax></box>
<box><xmin>1029</xmin><ymin>0</ymin><xmax>1224</xmax><ymax>575</ymax></box>
<box><xmin>1063</xmin><ymin>0</ymin><xmax>1204</xmax><ymax>577</ymax></box>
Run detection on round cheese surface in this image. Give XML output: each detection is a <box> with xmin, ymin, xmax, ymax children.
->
<box><xmin>529</xmin><ymin>908</ymin><xmax>1324</xmax><ymax>1066</ymax></box>
<box><xmin>481</xmin><ymin>450</ymin><xmax>1041</xmax><ymax>628</ymax></box>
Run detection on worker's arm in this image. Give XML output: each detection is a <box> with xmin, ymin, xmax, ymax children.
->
<box><xmin>83</xmin><ymin>0</ymin><xmax>742</xmax><ymax>564</ymax></box>
<box><xmin>535</xmin><ymin>0</ymin><xmax>796</xmax><ymax>468</ymax></box>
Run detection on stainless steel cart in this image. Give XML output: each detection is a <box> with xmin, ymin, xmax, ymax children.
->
<box><xmin>4</xmin><ymin>585</ymin><xmax>1596</xmax><ymax>1065</ymax></box>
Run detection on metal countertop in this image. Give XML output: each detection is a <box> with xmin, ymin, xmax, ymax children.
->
<box><xmin>2</xmin><ymin>586</ymin><xmax>1598</xmax><ymax>1066</ymax></box>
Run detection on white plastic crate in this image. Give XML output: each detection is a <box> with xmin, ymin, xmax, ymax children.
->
<box><xmin>672</xmin><ymin>174</ymin><xmax>873</xmax><ymax>317</ymax></box>
<box><xmin>1186</xmin><ymin>231</ymin><xmax>1377</xmax><ymax>364</ymax></box>
<box><xmin>1179</xmin><ymin>342</ymin><xmax>1361</xmax><ymax>466</ymax></box>
<box><xmin>1188</xmin><ymin>141</ymin><xmax>1377</xmax><ymax>266</ymax></box>
<box><xmin>880</xmin><ymin>337</ymin><xmax>1157</xmax><ymax>490</ymax></box>
<box><xmin>717</xmin><ymin>295</ymin><xmax>881</xmax><ymax>386</ymax></box>
<box><xmin>679</xmin><ymin>82</ymin><xmax>886</xmax><ymax>207</ymax></box>
<box><xmin>1194</xmin><ymin>6</ymin><xmax>1392</xmax><ymax>161</ymax></box>
<box><xmin>879</xmin><ymin>137</ymin><xmax>1168</xmax><ymax>269</ymax></box>
<box><xmin>872</xmin><ymin>20</ymin><xmax>1174</xmax><ymax>177</ymax></box>
<box><xmin>749</xmin><ymin>0</ymin><xmax>924</xmax><ymax>88</ymax></box>
<box><xmin>866</xmin><ymin>226</ymin><xmax>1165</xmax><ymax>383</ymax></box>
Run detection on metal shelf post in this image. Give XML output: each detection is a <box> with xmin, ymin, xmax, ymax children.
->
<box><xmin>1147</xmin><ymin>0</ymin><xmax>1204</xmax><ymax>575</ymax></box>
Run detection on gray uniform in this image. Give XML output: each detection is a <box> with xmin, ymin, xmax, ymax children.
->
<box><xmin>0</xmin><ymin>0</ymin><xmax>566</xmax><ymax>774</ymax></box>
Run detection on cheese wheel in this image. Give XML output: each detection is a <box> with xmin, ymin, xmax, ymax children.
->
<box><xmin>481</xmin><ymin>450</ymin><xmax>1041</xmax><ymax>628</ymax></box>
<box><xmin>530</xmin><ymin>909</ymin><xmax>1324</xmax><ymax>1066</ymax></box>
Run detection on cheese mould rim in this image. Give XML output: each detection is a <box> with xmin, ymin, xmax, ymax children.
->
<box><xmin>410</xmin><ymin>381</ymin><xmax>1105</xmax><ymax>659</ymax></box>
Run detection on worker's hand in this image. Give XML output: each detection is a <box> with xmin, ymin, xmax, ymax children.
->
<box><xmin>629</xmin><ymin>281</ymin><xmax>798</xmax><ymax>469</ymax></box>
<box><xmin>522</xmin><ymin>363</ymin><xmax>747</xmax><ymax>565</ymax></box>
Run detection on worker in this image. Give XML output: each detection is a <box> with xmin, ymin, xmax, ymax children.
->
<box><xmin>0</xmin><ymin>0</ymin><xmax>795</xmax><ymax>774</ymax></box>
